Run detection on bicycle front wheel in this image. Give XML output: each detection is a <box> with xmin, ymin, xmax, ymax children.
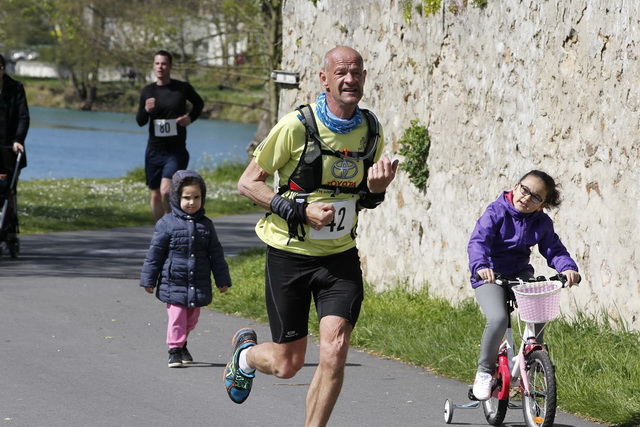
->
<box><xmin>482</xmin><ymin>394</ymin><xmax>508</xmax><ymax>426</ymax></box>
<box><xmin>522</xmin><ymin>350</ymin><xmax>556</xmax><ymax>427</ymax></box>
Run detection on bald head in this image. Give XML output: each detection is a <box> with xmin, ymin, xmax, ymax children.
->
<box><xmin>322</xmin><ymin>46</ymin><xmax>364</xmax><ymax>72</ymax></box>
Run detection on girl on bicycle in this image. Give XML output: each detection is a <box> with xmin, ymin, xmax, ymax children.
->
<box><xmin>467</xmin><ymin>170</ymin><xmax>580</xmax><ymax>401</ymax></box>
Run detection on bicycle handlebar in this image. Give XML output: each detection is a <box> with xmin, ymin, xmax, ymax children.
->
<box><xmin>474</xmin><ymin>273</ymin><xmax>575</xmax><ymax>288</ymax></box>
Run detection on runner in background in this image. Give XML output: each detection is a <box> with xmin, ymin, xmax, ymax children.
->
<box><xmin>136</xmin><ymin>50</ymin><xmax>204</xmax><ymax>221</ymax></box>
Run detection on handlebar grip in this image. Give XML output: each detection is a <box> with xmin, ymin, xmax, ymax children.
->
<box><xmin>551</xmin><ymin>272</ymin><xmax>581</xmax><ymax>287</ymax></box>
<box><xmin>474</xmin><ymin>272</ymin><xmax>505</xmax><ymax>285</ymax></box>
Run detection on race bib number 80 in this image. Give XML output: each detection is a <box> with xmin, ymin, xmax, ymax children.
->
<box><xmin>309</xmin><ymin>199</ymin><xmax>356</xmax><ymax>240</ymax></box>
<box><xmin>154</xmin><ymin>119</ymin><xmax>178</xmax><ymax>137</ymax></box>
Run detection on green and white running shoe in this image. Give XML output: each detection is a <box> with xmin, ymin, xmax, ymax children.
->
<box><xmin>223</xmin><ymin>328</ymin><xmax>257</xmax><ymax>404</ymax></box>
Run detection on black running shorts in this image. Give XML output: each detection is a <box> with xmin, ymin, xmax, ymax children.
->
<box><xmin>265</xmin><ymin>246</ymin><xmax>364</xmax><ymax>344</ymax></box>
<box><xmin>145</xmin><ymin>146</ymin><xmax>189</xmax><ymax>190</ymax></box>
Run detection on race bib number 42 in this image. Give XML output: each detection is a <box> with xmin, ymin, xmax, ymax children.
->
<box><xmin>154</xmin><ymin>119</ymin><xmax>178</xmax><ymax>137</ymax></box>
<box><xmin>309</xmin><ymin>199</ymin><xmax>356</xmax><ymax>240</ymax></box>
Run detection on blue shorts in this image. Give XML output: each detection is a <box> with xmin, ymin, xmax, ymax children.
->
<box><xmin>264</xmin><ymin>246</ymin><xmax>364</xmax><ymax>343</ymax></box>
<box><xmin>145</xmin><ymin>147</ymin><xmax>189</xmax><ymax>190</ymax></box>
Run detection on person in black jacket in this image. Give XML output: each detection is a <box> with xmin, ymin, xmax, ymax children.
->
<box><xmin>0</xmin><ymin>54</ymin><xmax>29</xmax><ymax>248</ymax></box>
<box><xmin>140</xmin><ymin>170</ymin><xmax>232</xmax><ymax>368</ymax></box>
<box><xmin>135</xmin><ymin>50</ymin><xmax>204</xmax><ymax>221</ymax></box>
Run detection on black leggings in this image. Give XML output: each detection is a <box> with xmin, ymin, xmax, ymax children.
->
<box><xmin>474</xmin><ymin>272</ymin><xmax>545</xmax><ymax>374</ymax></box>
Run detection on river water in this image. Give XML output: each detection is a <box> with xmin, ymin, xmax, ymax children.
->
<box><xmin>20</xmin><ymin>106</ymin><xmax>257</xmax><ymax>180</ymax></box>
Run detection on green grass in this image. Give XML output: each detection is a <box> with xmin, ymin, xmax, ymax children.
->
<box><xmin>550</xmin><ymin>311</ymin><xmax>640</xmax><ymax>426</ymax></box>
<box><xmin>17</xmin><ymin>162</ymin><xmax>260</xmax><ymax>234</ymax></box>
<box><xmin>212</xmin><ymin>249</ymin><xmax>640</xmax><ymax>427</ymax></box>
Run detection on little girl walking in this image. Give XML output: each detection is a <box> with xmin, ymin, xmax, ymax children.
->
<box><xmin>140</xmin><ymin>170</ymin><xmax>232</xmax><ymax>367</ymax></box>
<box><xmin>467</xmin><ymin>170</ymin><xmax>580</xmax><ymax>400</ymax></box>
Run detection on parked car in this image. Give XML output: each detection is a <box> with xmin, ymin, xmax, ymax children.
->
<box><xmin>9</xmin><ymin>50</ymin><xmax>38</xmax><ymax>61</ymax></box>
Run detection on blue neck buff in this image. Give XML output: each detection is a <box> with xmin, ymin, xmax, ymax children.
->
<box><xmin>315</xmin><ymin>92</ymin><xmax>362</xmax><ymax>134</ymax></box>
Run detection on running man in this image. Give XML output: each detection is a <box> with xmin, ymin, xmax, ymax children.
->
<box><xmin>224</xmin><ymin>46</ymin><xmax>399</xmax><ymax>426</ymax></box>
<box><xmin>136</xmin><ymin>50</ymin><xmax>204</xmax><ymax>221</ymax></box>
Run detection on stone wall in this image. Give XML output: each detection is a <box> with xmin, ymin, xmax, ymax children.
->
<box><xmin>278</xmin><ymin>0</ymin><xmax>639</xmax><ymax>329</ymax></box>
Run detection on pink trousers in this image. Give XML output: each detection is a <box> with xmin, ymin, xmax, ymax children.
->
<box><xmin>166</xmin><ymin>304</ymin><xmax>201</xmax><ymax>348</ymax></box>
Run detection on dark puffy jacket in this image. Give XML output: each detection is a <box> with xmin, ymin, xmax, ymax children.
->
<box><xmin>139</xmin><ymin>171</ymin><xmax>232</xmax><ymax>307</ymax></box>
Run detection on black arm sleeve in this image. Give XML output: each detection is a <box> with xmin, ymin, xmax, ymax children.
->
<box><xmin>358</xmin><ymin>190</ymin><xmax>385</xmax><ymax>210</ymax></box>
<box><xmin>186</xmin><ymin>84</ymin><xmax>204</xmax><ymax>123</ymax></box>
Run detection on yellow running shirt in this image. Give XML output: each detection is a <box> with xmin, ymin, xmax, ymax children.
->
<box><xmin>253</xmin><ymin>104</ymin><xmax>384</xmax><ymax>256</ymax></box>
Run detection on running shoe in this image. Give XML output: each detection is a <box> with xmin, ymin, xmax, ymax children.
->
<box><xmin>224</xmin><ymin>328</ymin><xmax>257</xmax><ymax>404</ymax></box>
<box><xmin>181</xmin><ymin>341</ymin><xmax>193</xmax><ymax>364</ymax></box>
<box><xmin>472</xmin><ymin>371</ymin><xmax>493</xmax><ymax>401</ymax></box>
<box><xmin>167</xmin><ymin>347</ymin><xmax>183</xmax><ymax>368</ymax></box>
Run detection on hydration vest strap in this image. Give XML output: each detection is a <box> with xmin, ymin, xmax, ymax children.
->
<box><xmin>296</xmin><ymin>104</ymin><xmax>378</xmax><ymax>162</ymax></box>
<box><xmin>296</xmin><ymin>104</ymin><xmax>321</xmax><ymax>144</ymax></box>
<box><xmin>291</xmin><ymin>103</ymin><xmax>383</xmax><ymax>208</ymax></box>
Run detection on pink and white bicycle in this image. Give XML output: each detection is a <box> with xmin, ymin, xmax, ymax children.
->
<box><xmin>444</xmin><ymin>274</ymin><xmax>574</xmax><ymax>427</ymax></box>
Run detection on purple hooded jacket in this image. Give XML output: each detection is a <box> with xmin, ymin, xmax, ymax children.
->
<box><xmin>468</xmin><ymin>191</ymin><xmax>578</xmax><ymax>288</ymax></box>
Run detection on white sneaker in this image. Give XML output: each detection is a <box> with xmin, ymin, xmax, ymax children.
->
<box><xmin>473</xmin><ymin>372</ymin><xmax>493</xmax><ymax>401</ymax></box>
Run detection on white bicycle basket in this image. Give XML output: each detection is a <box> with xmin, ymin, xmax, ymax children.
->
<box><xmin>512</xmin><ymin>281</ymin><xmax>562</xmax><ymax>323</ymax></box>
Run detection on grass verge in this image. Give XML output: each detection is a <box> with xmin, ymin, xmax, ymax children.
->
<box><xmin>17</xmin><ymin>162</ymin><xmax>261</xmax><ymax>234</ymax></box>
<box><xmin>212</xmin><ymin>248</ymin><xmax>640</xmax><ymax>427</ymax></box>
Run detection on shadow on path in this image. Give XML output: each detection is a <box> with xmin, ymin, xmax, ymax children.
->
<box><xmin>0</xmin><ymin>212</ymin><xmax>264</xmax><ymax>279</ymax></box>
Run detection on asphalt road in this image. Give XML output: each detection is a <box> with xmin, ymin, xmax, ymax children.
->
<box><xmin>0</xmin><ymin>213</ymin><xmax>603</xmax><ymax>426</ymax></box>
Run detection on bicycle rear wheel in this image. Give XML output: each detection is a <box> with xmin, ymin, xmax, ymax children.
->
<box><xmin>522</xmin><ymin>350</ymin><xmax>556</xmax><ymax>427</ymax></box>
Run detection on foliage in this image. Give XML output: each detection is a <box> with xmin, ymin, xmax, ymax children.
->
<box><xmin>401</xmin><ymin>0</ymin><xmax>489</xmax><ymax>23</ymax></box>
<box><xmin>398</xmin><ymin>120</ymin><xmax>431</xmax><ymax>191</ymax></box>
<box><xmin>422</xmin><ymin>0</ymin><xmax>442</xmax><ymax>16</ymax></box>
<box><xmin>0</xmin><ymin>0</ymin><xmax>55</xmax><ymax>49</ymax></box>
<box><xmin>17</xmin><ymin>163</ymin><xmax>260</xmax><ymax>234</ymax></box>
<box><xmin>470</xmin><ymin>0</ymin><xmax>488</xmax><ymax>8</ymax></box>
<box><xmin>211</xmin><ymin>251</ymin><xmax>640</xmax><ymax>426</ymax></box>
<box><xmin>449</xmin><ymin>0</ymin><xmax>488</xmax><ymax>14</ymax></box>
<box><xmin>402</xmin><ymin>0</ymin><xmax>441</xmax><ymax>24</ymax></box>
<box><xmin>1</xmin><ymin>0</ymin><xmax>282</xmax><ymax>121</ymax></box>
<box><xmin>402</xmin><ymin>1</ymin><xmax>414</xmax><ymax>25</ymax></box>
<box><xmin>21</xmin><ymin>76</ymin><xmax>265</xmax><ymax>123</ymax></box>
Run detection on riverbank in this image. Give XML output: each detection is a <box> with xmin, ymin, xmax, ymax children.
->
<box><xmin>17</xmin><ymin>164</ymin><xmax>262</xmax><ymax>233</ymax></box>
<box><xmin>21</xmin><ymin>76</ymin><xmax>265</xmax><ymax>124</ymax></box>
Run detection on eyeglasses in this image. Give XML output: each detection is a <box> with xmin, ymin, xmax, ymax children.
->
<box><xmin>518</xmin><ymin>183</ymin><xmax>544</xmax><ymax>204</ymax></box>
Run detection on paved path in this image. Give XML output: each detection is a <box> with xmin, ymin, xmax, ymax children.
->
<box><xmin>0</xmin><ymin>213</ymin><xmax>602</xmax><ymax>426</ymax></box>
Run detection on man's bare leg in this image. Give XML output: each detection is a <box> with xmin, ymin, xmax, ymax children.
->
<box><xmin>245</xmin><ymin>337</ymin><xmax>308</xmax><ymax>379</ymax></box>
<box><xmin>150</xmin><ymin>177</ymin><xmax>172</xmax><ymax>221</ymax></box>
<box><xmin>304</xmin><ymin>315</ymin><xmax>352</xmax><ymax>427</ymax></box>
